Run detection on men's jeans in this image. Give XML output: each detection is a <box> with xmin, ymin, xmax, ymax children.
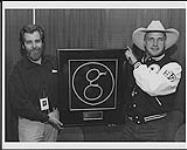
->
<box><xmin>18</xmin><ymin>109</ymin><xmax>59</xmax><ymax>142</ymax></box>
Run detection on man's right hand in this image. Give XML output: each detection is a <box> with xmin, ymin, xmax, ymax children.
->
<box><xmin>47</xmin><ymin>110</ymin><xmax>63</xmax><ymax>130</ymax></box>
<box><xmin>124</xmin><ymin>46</ymin><xmax>138</xmax><ymax>65</ymax></box>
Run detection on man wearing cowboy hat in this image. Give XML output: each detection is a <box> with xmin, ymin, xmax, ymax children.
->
<box><xmin>121</xmin><ymin>20</ymin><xmax>182</xmax><ymax>141</ymax></box>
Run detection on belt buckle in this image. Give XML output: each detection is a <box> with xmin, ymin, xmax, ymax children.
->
<box><xmin>127</xmin><ymin>116</ymin><xmax>143</xmax><ymax>124</ymax></box>
<box><xmin>128</xmin><ymin>116</ymin><xmax>133</xmax><ymax>121</ymax></box>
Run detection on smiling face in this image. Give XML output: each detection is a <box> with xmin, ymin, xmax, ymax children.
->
<box><xmin>144</xmin><ymin>32</ymin><xmax>166</xmax><ymax>57</ymax></box>
<box><xmin>23</xmin><ymin>31</ymin><xmax>43</xmax><ymax>61</ymax></box>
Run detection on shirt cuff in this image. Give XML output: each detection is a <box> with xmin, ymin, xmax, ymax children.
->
<box><xmin>40</xmin><ymin>114</ymin><xmax>49</xmax><ymax>123</ymax></box>
<box><xmin>133</xmin><ymin>61</ymin><xmax>142</xmax><ymax>69</ymax></box>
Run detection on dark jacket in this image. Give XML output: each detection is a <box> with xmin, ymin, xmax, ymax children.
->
<box><xmin>6</xmin><ymin>55</ymin><xmax>58</xmax><ymax>141</ymax></box>
<box><xmin>126</xmin><ymin>55</ymin><xmax>181</xmax><ymax>124</ymax></box>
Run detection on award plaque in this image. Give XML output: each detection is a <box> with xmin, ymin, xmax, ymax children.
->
<box><xmin>57</xmin><ymin>49</ymin><xmax>128</xmax><ymax>126</ymax></box>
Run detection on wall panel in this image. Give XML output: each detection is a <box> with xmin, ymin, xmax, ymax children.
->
<box><xmin>5</xmin><ymin>8</ymin><xmax>185</xmax><ymax>113</ymax></box>
<box><xmin>5</xmin><ymin>9</ymin><xmax>33</xmax><ymax>76</ymax></box>
<box><xmin>35</xmin><ymin>9</ymin><xmax>185</xmax><ymax>63</ymax></box>
<box><xmin>35</xmin><ymin>9</ymin><xmax>185</xmax><ymax>113</ymax></box>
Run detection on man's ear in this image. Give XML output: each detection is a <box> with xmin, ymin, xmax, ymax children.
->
<box><xmin>21</xmin><ymin>43</ymin><xmax>25</xmax><ymax>50</ymax></box>
<box><xmin>144</xmin><ymin>41</ymin><xmax>146</xmax><ymax>49</ymax></box>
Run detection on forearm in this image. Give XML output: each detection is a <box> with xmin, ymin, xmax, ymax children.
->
<box><xmin>133</xmin><ymin>62</ymin><xmax>182</xmax><ymax>96</ymax></box>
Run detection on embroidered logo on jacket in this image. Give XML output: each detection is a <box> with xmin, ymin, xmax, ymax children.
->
<box><xmin>163</xmin><ymin>70</ymin><xmax>176</xmax><ymax>82</ymax></box>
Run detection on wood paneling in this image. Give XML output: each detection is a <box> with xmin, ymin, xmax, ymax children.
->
<box><xmin>35</xmin><ymin>9</ymin><xmax>185</xmax><ymax>112</ymax></box>
<box><xmin>6</xmin><ymin>9</ymin><xmax>185</xmax><ymax>69</ymax></box>
<box><xmin>5</xmin><ymin>9</ymin><xmax>185</xmax><ymax>113</ymax></box>
<box><xmin>5</xmin><ymin>9</ymin><xmax>33</xmax><ymax>76</ymax></box>
<box><xmin>35</xmin><ymin>9</ymin><xmax>185</xmax><ymax>65</ymax></box>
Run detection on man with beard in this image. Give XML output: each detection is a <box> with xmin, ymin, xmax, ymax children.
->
<box><xmin>121</xmin><ymin>20</ymin><xmax>182</xmax><ymax>141</ymax></box>
<box><xmin>7</xmin><ymin>24</ymin><xmax>63</xmax><ymax>142</ymax></box>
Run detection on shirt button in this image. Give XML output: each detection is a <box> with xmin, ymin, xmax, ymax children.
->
<box><xmin>132</xmin><ymin>91</ymin><xmax>138</xmax><ymax>97</ymax></box>
<box><xmin>132</xmin><ymin>104</ymin><xmax>137</xmax><ymax>108</ymax></box>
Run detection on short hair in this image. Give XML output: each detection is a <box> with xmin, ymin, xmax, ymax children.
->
<box><xmin>19</xmin><ymin>24</ymin><xmax>45</xmax><ymax>56</ymax></box>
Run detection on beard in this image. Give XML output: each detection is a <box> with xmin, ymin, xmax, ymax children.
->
<box><xmin>26</xmin><ymin>47</ymin><xmax>43</xmax><ymax>61</ymax></box>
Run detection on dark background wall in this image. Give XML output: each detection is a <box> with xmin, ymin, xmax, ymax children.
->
<box><xmin>5</xmin><ymin>9</ymin><xmax>185</xmax><ymax>114</ymax></box>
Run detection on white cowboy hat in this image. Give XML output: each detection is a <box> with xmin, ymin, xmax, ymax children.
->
<box><xmin>132</xmin><ymin>20</ymin><xmax>179</xmax><ymax>51</ymax></box>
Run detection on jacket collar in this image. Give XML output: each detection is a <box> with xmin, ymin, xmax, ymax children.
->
<box><xmin>142</xmin><ymin>54</ymin><xmax>166</xmax><ymax>63</ymax></box>
<box><xmin>151</xmin><ymin>54</ymin><xmax>165</xmax><ymax>61</ymax></box>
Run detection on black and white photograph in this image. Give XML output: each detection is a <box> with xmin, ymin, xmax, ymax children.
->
<box><xmin>1</xmin><ymin>1</ymin><xmax>186</xmax><ymax>149</ymax></box>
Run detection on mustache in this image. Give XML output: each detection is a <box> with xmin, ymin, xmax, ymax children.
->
<box><xmin>29</xmin><ymin>48</ymin><xmax>43</xmax><ymax>54</ymax></box>
<box><xmin>27</xmin><ymin>48</ymin><xmax>43</xmax><ymax>56</ymax></box>
<box><xmin>30</xmin><ymin>47</ymin><xmax>42</xmax><ymax>51</ymax></box>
